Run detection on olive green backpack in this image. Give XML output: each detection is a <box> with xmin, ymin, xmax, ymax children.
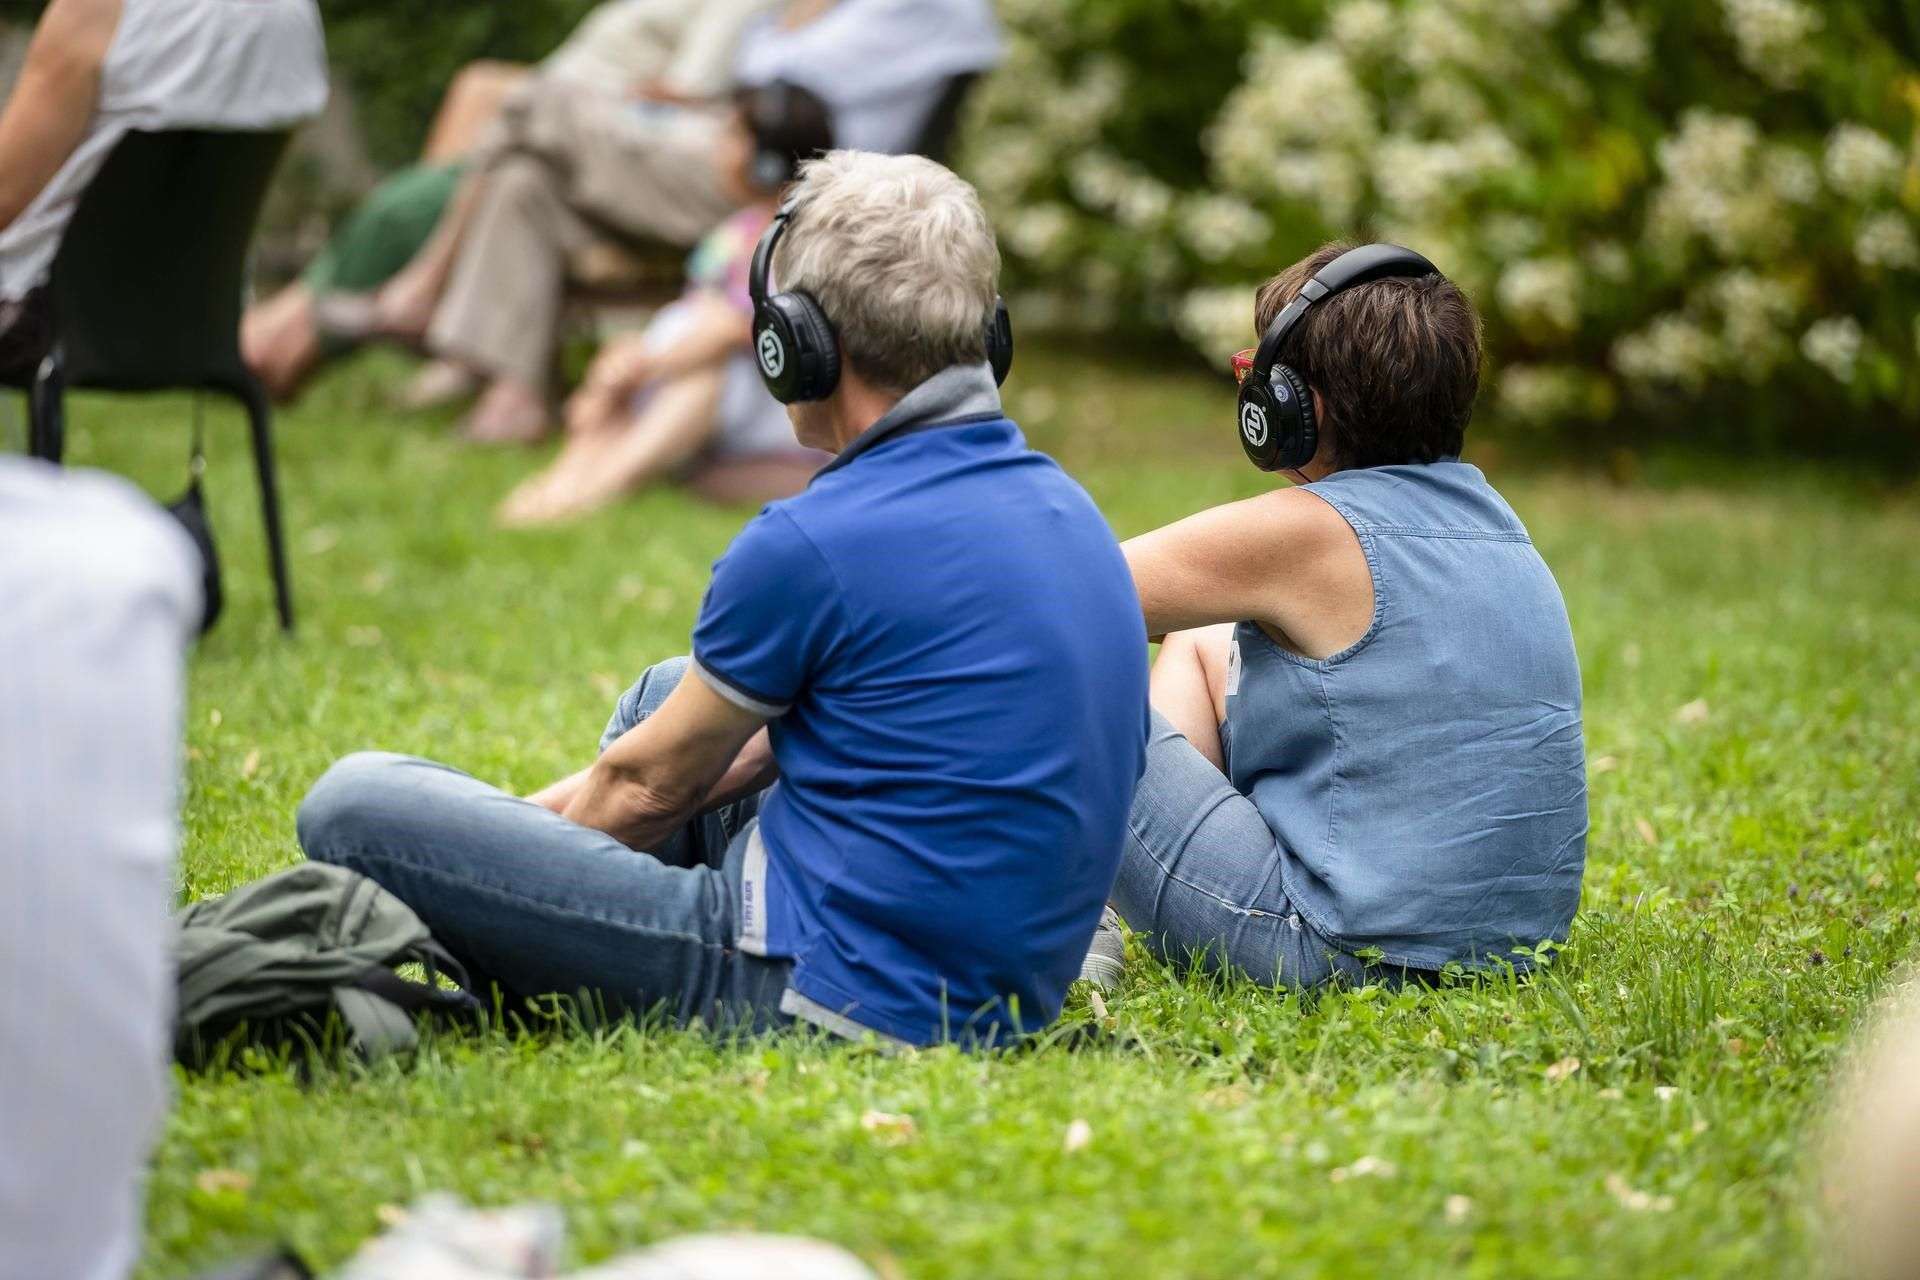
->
<box><xmin>174</xmin><ymin>863</ymin><xmax>480</xmax><ymax>1063</ymax></box>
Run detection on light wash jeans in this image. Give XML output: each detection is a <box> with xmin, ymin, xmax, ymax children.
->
<box><xmin>299</xmin><ymin>657</ymin><xmax>795</xmax><ymax>1032</ymax></box>
<box><xmin>1112</xmin><ymin>713</ymin><xmax>1377</xmax><ymax>990</ymax></box>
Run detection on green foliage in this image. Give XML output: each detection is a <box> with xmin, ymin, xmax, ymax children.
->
<box><xmin>37</xmin><ymin>348</ymin><xmax>1918</xmax><ymax>1276</ymax></box>
<box><xmin>963</xmin><ymin>0</ymin><xmax>1920</xmax><ymax>463</ymax></box>
<box><xmin>316</xmin><ymin>0</ymin><xmax>599</xmax><ymax>168</ymax></box>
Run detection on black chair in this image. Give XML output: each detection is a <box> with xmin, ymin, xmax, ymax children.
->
<box><xmin>13</xmin><ymin>128</ymin><xmax>297</xmax><ymax>630</ymax></box>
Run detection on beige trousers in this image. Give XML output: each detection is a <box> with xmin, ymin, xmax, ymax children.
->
<box><xmin>429</xmin><ymin>82</ymin><xmax>734</xmax><ymax>392</ymax></box>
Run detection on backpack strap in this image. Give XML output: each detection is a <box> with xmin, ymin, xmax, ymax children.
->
<box><xmin>330</xmin><ymin>951</ymin><xmax>483</xmax><ymax>1057</ymax></box>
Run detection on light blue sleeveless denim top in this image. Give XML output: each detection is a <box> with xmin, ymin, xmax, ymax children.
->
<box><xmin>1222</xmin><ymin>460</ymin><xmax>1588</xmax><ymax>971</ymax></box>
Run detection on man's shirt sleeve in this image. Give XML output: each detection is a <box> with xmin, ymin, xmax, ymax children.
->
<box><xmin>691</xmin><ymin>507</ymin><xmax>841</xmax><ymax>717</ymax></box>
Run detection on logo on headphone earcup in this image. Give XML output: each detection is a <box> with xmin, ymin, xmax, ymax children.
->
<box><xmin>1239</xmin><ymin>399</ymin><xmax>1269</xmax><ymax>448</ymax></box>
<box><xmin>757</xmin><ymin>326</ymin><xmax>785</xmax><ymax>379</ymax></box>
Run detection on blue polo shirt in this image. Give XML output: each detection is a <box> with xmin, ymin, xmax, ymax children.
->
<box><xmin>690</xmin><ymin>365</ymin><xmax>1149</xmax><ymax>1045</ymax></box>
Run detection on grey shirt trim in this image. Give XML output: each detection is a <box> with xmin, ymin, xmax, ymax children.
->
<box><xmin>779</xmin><ymin>988</ymin><xmax>911</xmax><ymax>1048</ymax></box>
<box><xmin>811</xmin><ymin>362</ymin><xmax>1004</xmax><ymax>480</ymax></box>
<box><xmin>689</xmin><ymin>656</ymin><xmax>790</xmax><ymax>718</ymax></box>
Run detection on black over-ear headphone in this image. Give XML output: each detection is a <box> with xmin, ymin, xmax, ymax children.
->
<box><xmin>748</xmin><ymin>197</ymin><xmax>1014</xmax><ymax>404</ymax></box>
<box><xmin>1237</xmin><ymin>243</ymin><xmax>1441</xmax><ymax>472</ymax></box>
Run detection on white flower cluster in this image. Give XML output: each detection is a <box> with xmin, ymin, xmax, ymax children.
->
<box><xmin>1647</xmin><ymin>111</ymin><xmax>1789</xmax><ymax>258</ymax></box>
<box><xmin>1178</xmin><ymin>195</ymin><xmax>1272</xmax><ymax>263</ymax></box>
<box><xmin>1709</xmin><ymin>269</ymin><xmax>1800</xmax><ymax>375</ymax></box>
<box><xmin>1176</xmin><ymin>286</ymin><xmax>1256</xmax><ymax>365</ymax></box>
<box><xmin>1583</xmin><ymin>5</ymin><xmax>1649</xmax><ymax>71</ymax></box>
<box><xmin>1067</xmin><ymin>152</ymin><xmax>1173</xmax><ymax>231</ymax></box>
<box><xmin>1762</xmin><ymin>145</ymin><xmax>1821</xmax><ymax>205</ymax></box>
<box><xmin>1498</xmin><ymin>364</ymin><xmax>1608</xmax><ymax>424</ymax></box>
<box><xmin>1824</xmin><ymin>124</ymin><xmax>1905</xmax><ymax>200</ymax></box>
<box><xmin>1210</xmin><ymin>38</ymin><xmax>1375</xmax><ymax>224</ymax></box>
<box><xmin>1372</xmin><ymin>128</ymin><xmax>1519</xmax><ymax>222</ymax></box>
<box><xmin>1328</xmin><ymin>0</ymin><xmax>1399</xmax><ymax>60</ymax></box>
<box><xmin>1497</xmin><ymin>257</ymin><xmax>1580</xmax><ymax>333</ymax></box>
<box><xmin>1584</xmin><ymin>241</ymin><xmax>1632</xmax><ymax>284</ymax></box>
<box><xmin>1514</xmin><ymin>0</ymin><xmax>1574</xmax><ymax>27</ymax></box>
<box><xmin>1003</xmin><ymin>203</ymin><xmax>1075</xmax><ymax>264</ymax></box>
<box><xmin>968</xmin><ymin>0</ymin><xmax>1916</xmax><ymax>429</ymax></box>
<box><xmin>1405</xmin><ymin>3</ymin><xmax>1489</xmax><ymax>75</ymax></box>
<box><xmin>1721</xmin><ymin>0</ymin><xmax>1822</xmax><ymax>88</ymax></box>
<box><xmin>1854</xmin><ymin>212</ymin><xmax>1920</xmax><ymax>271</ymax></box>
<box><xmin>1613</xmin><ymin>315</ymin><xmax>1722</xmax><ymax>393</ymax></box>
<box><xmin>1801</xmin><ymin>316</ymin><xmax>1865</xmax><ymax>383</ymax></box>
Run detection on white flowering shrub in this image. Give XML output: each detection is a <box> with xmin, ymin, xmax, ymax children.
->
<box><xmin>961</xmin><ymin>0</ymin><xmax>1920</xmax><ymax>455</ymax></box>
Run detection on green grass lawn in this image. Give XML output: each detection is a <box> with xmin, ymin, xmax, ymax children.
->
<box><xmin>29</xmin><ymin>346</ymin><xmax>1919</xmax><ymax>1277</ymax></box>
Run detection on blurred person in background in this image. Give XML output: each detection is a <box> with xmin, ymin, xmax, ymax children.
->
<box><xmin>1827</xmin><ymin>971</ymin><xmax>1920</xmax><ymax>1280</ymax></box>
<box><xmin>1113</xmin><ymin>242</ymin><xmax>1588</xmax><ymax>990</ymax></box>
<box><xmin>0</xmin><ymin>461</ymin><xmax>201</xmax><ymax>1280</ymax></box>
<box><xmin>242</xmin><ymin>0</ymin><xmax>780</xmax><ymax>403</ymax></box>
<box><xmin>364</xmin><ymin>0</ymin><xmax>1001</xmax><ymax>444</ymax></box>
<box><xmin>497</xmin><ymin>80</ymin><xmax>834</xmax><ymax>525</ymax></box>
<box><xmin>0</xmin><ymin>0</ymin><xmax>326</xmax><ymax>383</ymax></box>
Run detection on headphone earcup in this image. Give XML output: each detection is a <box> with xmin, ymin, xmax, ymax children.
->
<box><xmin>985</xmin><ymin>295</ymin><xmax>1013</xmax><ymax>386</ymax></box>
<box><xmin>754</xmin><ymin>292</ymin><xmax>840</xmax><ymax>403</ymax></box>
<box><xmin>1270</xmin><ymin>363</ymin><xmax>1316</xmax><ymax>471</ymax></box>
<box><xmin>1236</xmin><ymin>363</ymin><xmax>1315</xmax><ymax>472</ymax></box>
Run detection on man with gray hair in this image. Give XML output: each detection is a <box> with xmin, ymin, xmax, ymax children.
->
<box><xmin>299</xmin><ymin>152</ymin><xmax>1149</xmax><ymax>1047</ymax></box>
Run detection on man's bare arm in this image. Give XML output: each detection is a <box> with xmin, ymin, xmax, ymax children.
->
<box><xmin>559</xmin><ymin>674</ymin><xmax>768</xmax><ymax>849</ymax></box>
<box><xmin>530</xmin><ymin>725</ymin><xmax>776</xmax><ymax>816</ymax></box>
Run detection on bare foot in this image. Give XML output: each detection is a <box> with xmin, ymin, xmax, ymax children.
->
<box><xmin>241</xmin><ymin>286</ymin><xmax>325</xmax><ymax>402</ymax></box>
<box><xmin>460</xmin><ymin>379</ymin><xmax>552</xmax><ymax>445</ymax></box>
<box><xmin>497</xmin><ymin>437</ymin><xmax>628</xmax><ymax>526</ymax></box>
<box><xmin>497</xmin><ymin>470</ymin><xmax>566</xmax><ymax>526</ymax></box>
<box><xmin>396</xmin><ymin>359</ymin><xmax>480</xmax><ymax>413</ymax></box>
<box><xmin>497</xmin><ymin>471</ymin><xmax>624</xmax><ymax>525</ymax></box>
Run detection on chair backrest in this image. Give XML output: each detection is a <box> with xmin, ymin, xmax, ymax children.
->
<box><xmin>47</xmin><ymin>128</ymin><xmax>291</xmax><ymax>395</ymax></box>
<box><xmin>912</xmin><ymin>73</ymin><xmax>979</xmax><ymax>166</ymax></box>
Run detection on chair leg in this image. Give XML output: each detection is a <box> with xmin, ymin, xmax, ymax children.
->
<box><xmin>240</xmin><ymin>381</ymin><xmax>295</xmax><ymax>631</ymax></box>
<box><xmin>28</xmin><ymin>351</ymin><xmax>65</xmax><ymax>462</ymax></box>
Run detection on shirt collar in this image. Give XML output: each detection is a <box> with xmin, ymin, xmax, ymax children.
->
<box><xmin>814</xmin><ymin>363</ymin><xmax>1004</xmax><ymax>478</ymax></box>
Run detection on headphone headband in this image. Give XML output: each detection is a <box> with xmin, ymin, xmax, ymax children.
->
<box><xmin>1248</xmin><ymin>243</ymin><xmax>1439</xmax><ymax>382</ymax></box>
<box><xmin>747</xmin><ymin>195</ymin><xmax>799</xmax><ymax>314</ymax></box>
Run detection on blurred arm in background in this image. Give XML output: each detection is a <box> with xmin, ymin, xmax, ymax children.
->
<box><xmin>0</xmin><ymin>0</ymin><xmax>119</xmax><ymax>232</ymax></box>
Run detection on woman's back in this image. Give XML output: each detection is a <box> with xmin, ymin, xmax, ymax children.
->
<box><xmin>0</xmin><ymin>0</ymin><xmax>327</xmax><ymax>300</ymax></box>
<box><xmin>1224</xmin><ymin>460</ymin><xmax>1587</xmax><ymax>970</ymax></box>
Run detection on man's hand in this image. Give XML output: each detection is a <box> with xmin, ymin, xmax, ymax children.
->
<box><xmin>559</xmin><ymin>671</ymin><xmax>768</xmax><ymax>850</ymax></box>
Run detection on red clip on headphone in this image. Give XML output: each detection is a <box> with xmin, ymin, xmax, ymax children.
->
<box><xmin>1237</xmin><ymin>243</ymin><xmax>1441</xmax><ymax>472</ymax></box>
<box><xmin>748</xmin><ymin>196</ymin><xmax>1013</xmax><ymax>404</ymax></box>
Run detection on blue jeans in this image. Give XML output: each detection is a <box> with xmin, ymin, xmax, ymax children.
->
<box><xmin>1112</xmin><ymin>713</ymin><xmax>1373</xmax><ymax>990</ymax></box>
<box><xmin>298</xmin><ymin>657</ymin><xmax>794</xmax><ymax>1032</ymax></box>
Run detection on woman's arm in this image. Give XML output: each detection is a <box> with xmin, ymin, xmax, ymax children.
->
<box><xmin>571</xmin><ymin>293</ymin><xmax>748</xmax><ymax>411</ymax></box>
<box><xmin>639</xmin><ymin>290</ymin><xmax>751</xmax><ymax>382</ymax></box>
<box><xmin>1123</xmin><ymin>487</ymin><xmax>1373</xmax><ymax>656</ymax></box>
<box><xmin>0</xmin><ymin>0</ymin><xmax>120</xmax><ymax>232</ymax></box>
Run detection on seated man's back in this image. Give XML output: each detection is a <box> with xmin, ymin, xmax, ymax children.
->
<box><xmin>296</xmin><ymin>152</ymin><xmax>1145</xmax><ymax>1054</ymax></box>
<box><xmin>695</xmin><ymin>370</ymin><xmax>1149</xmax><ymax>1043</ymax></box>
